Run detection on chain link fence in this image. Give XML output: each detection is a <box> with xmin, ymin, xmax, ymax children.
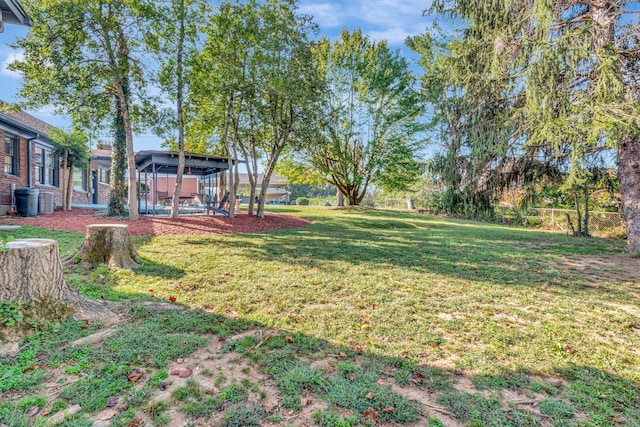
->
<box><xmin>530</xmin><ymin>208</ymin><xmax>625</xmax><ymax>237</ymax></box>
<box><xmin>379</xmin><ymin>199</ymin><xmax>625</xmax><ymax>238</ymax></box>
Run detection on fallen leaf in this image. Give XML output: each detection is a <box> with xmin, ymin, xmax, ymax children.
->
<box><xmin>286</xmin><ymin>335</ymin><xmax>295</xmax><ymax>343</ymax></box>
<box><xmin>613</xmin><ymin>416</ymin><xmax>627</xmax><ymax>424</ymax></box>
<box><xmin>127</xmin><ymin>418</ymin><xmax>144</xmax><ymax>427</ymax></box>
<box><xmin>170</xmin><ymin>369</ymin><xmax>193</xmax><ymax>378</ymax></box>
<box><xmin>352</xmin><ymin>344</ymin><xmax>363</xmax><ymax>354</ymax></box>
<box><xmin>339</xmin><ymin>352</ymin><xmax>348</xmax><ymax>357</ymax></box>
<box><xmin>162</xmin><ymin>317</ymin><xmax>169</xmax><ymax>321</ymax></box>
<box><xmin>128</xmin><ymin>372</ymin><xmax>143</xmax><ymax>382</ymax></box>
<box><xmin>349</xmin><ymin>372</ymin><xmax>356</xmax><ymax>381</ymax></box>
<box><xmin>148</xmin><ymin>289</ymin><xmax>154</xmax><ymax>293</ymax></box>
<box><xmin>177</xmin><ymin>358</ymin><xmax>184</xmax><ymax>364</ymax></box>
<box><xmin>377</xmin><ymin>379</ymin><xmax>385</xmax><ymax>385</ymax></box>
<box><xmin>382</xmin><ymin>407</ymin><xmax>394</xmax><ymax>412</ymax></box>
<box><xmin>371</xmin><ymin>304</ymin><xmax>376</xmax><ymax>309</ymax></box>
<box><xmin>365</xmin><ymin>392</ymin><xmax>377</xmax><ymax>399</ymax></box>
<box><xmin>363</xmin><ymin>407</ymin><xmax>378</xmax><ymax>423</ymax></box>
<box><xmin>169</xmin><ymin>296</ymin><xmax>177</xmax><ymax>303</ymax></box>
<box><xmin>98</xmin><ymin>274</ymin><xmax>105</xmax><ymax>279</ymax></box>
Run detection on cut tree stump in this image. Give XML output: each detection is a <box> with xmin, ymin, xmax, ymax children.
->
<box><xmin>0</xmin><ymin>239</ymin><xmax>117</xmax><ymax>325</ymax></box>
<box><xmin>64</xmin><ymin>224</ymin><xmax>139</xmax><ymax>270</ymax></box>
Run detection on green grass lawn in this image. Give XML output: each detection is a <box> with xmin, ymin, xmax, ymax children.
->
<box><xmin>1</xmin><ymin>207</ymin><xmax>639</xmax><ymax>426</ymax></box>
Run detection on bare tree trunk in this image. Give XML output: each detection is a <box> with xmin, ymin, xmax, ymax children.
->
<box><xmin>218</xmin><ymin>171</ymin><xmax>226</xmax><ymax>204</ymax></box>
<box><xmin>336</xmin><ymin>188</ymin><xmax>344</xmax><ymax>207</ymax></box>
<box><xmin>63</xmin><ymin>224</ymin><xmax>139</xmax><ymax>270</ymax></box>
<box><xmin>574</xmin><ymin>189</ymin><xmax>582</xmax><ymax>236</ymax></box>
<box><xmin>115</xmin><ymin>83</ymin><xmax>139</xmax><ymax>221</ymax></box>
<box><xmin>1</xmin><ymin>239</ymin><xmax>117</xmax><ymax>324</ymax></box>
<box><xmin>257</xmin><ymin>145</ymin><xmax>285</xmax><ymax>218</ymax></box>
<box><xmin>619</xmin><ymin>132</ymin><xmax>640</xmax><ymax>253</ymax></box>
<box><xmin>66</xmin><ymin>163</ymin><xmax>74</xmax><ymax>211</ymax></box>
<box><xmin>171</xmin><ymin>0</ymin><xmax>186</xmax><ymax>220</ymax></box>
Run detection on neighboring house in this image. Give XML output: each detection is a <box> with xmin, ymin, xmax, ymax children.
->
<box><xmin>237</xmin><ymin>173</ymin><xmax>290</xmax><ymax>204</ymax></box>
<box><xmin>0</xmin><ymin>0</ymin><xmax>32</xmax><ymax>33</ymax></box>
<box><xmin>0</xmin><ymin>106</ymin><xmax>93</xmax><ymax>214</ymax></box>
<box><xmin>91</xmin><ymin>144</ymin><xmax>114</xmax><ymax>205</ymax></box>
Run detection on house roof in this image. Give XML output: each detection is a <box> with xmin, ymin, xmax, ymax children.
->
<box><xmin>135</xmin><ymin>151</ymin><xmax>232</xmax><ymax>176</ymax></box>
<box><xmin>0</xmin><ymin>102</ymin><xmax>53</xmax><ymax>143</ymax></box>
<box><xmin>0</xmin><ymin>0</ymin><xmax>32</xmax><ymax>31</ymax></box>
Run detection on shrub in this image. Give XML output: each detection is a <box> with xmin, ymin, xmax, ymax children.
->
<box><xmin>296</xmin><ymin>197</ymin><xmax>310</xmax><ymax>206</ymax></box>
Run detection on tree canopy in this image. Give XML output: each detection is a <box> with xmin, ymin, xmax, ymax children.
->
<box><xmin>306</xmin><ymin>29</ymin><xmax>425</xmax><ymax>206</ymax></box>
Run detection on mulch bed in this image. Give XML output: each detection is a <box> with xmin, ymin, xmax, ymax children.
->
<box><xmin>0</xmin><ymin>209</ymin><xmax>311</xmax><ymax>237</ymax></box>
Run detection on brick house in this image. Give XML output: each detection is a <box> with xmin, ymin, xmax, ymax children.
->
<box><xmin>0</xmin><ymin>107</ymin><xmax>95</xmax><ymax>214</ymax></box>
<box><xmin>0</xmin><ymin>0</ymin><xmax>32</xmax><ymax>33</ymax></box>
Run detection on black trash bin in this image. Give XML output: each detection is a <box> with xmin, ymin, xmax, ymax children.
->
<box><xmin>15</xmin><ymin>188</ymin><xmax>40</xmax><ymax>217</ymax></box>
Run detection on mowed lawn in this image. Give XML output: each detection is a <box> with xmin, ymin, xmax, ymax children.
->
<box><xmin>2</xmin><ymin>207</ymin><xmax>639</xmax><ymax>425</ymax></box>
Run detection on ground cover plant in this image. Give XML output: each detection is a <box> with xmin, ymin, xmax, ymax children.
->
<box><xmin>0</xmin><ymin>207</ymin><xmax>639</xmax><ymax>426</ymax></box>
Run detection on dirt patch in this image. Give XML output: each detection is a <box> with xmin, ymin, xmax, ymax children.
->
<box><xmin>0</xmin><ymin>209</ymin><xmax>311</xmax><ymax>237</ymax></box>
<box><xmin>550</xmin><ymin>253</ymin><xmax>640</xmax><ymax>283</ymax></box>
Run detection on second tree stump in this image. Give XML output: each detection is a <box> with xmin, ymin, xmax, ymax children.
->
<box><xmin>64</xmin><ymin>224</ymin><xmax>139</xmax><ymax>270</ymax></box>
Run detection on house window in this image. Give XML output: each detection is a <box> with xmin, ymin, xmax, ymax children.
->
<box><xmin>98</xmin><ymin>167</ymin><xmax>110</xmax><ymax>184</ymax></box>
<box><xmin>73</xmin><ymin>168</ymin><xmax>87</xmax><ymax>191</ymax></box>
<box><xmin>34</xmin><ymin>146</ymin><xmax>57</xmax><ymax>186</ymax></box>
<box><xmin>4</xmin><ymin>135</ymin><xmax>18</xmax><ymax>175</ymax></box>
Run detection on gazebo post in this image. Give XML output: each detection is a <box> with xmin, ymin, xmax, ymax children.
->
<box><xmin>152</xmin><ymin>162</ymin><xmax>157</xmax><ymax>216</ymax></box>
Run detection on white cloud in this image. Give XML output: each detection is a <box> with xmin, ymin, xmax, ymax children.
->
<box><xmin>299</xmin><ymin>0</ymin><xmax>434</xmax><ymax>46</ymax></box>
<box><xmin>368</xmin><ymin>27</ymin><xmax>413</xmax><ymax>45</ymax></box>
<box><xmin>298</xmin><ymin>2</ymin><xmax>344</xmax><ymax>28</ymax></box>
<box><xmin>0</xmin><ymin>51</ymin><xmax>24</xmax><ymax>78</ymax></box>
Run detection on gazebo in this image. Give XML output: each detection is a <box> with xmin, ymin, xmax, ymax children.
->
<box><xmin>134</xmin><ymin>151</ymin><xmax>232</xmax><ymax>215</ymax></box>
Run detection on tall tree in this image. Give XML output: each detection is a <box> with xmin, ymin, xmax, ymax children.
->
<box><xmin>146</xmin><ymin>0</ymin><xmax>206</xmax><ymax>219</ymax></box>
<box><xmin>309</xmin><ymin>29</ymin><xmax>425</xmax><ymax>206</ymax></box>
<box><xmin>191</xmin><ymin>0</ymin><xmax>321</xmax><ymax>218</ymax></box>
<box><xmin>12</xmin><ymin>0</ymin><xmax>148</xmax><ymax>220</ymax></box>
<box><xmin>415</xmin><ymin>0</ymin><xmax>640</xmax><ymax>250</ymax></box>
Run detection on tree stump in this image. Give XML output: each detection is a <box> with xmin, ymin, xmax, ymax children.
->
<box><xmin>0</xmin><ymin>239</ymin><xmax>117</xmax><ymax>325</ymax></box>
<box><xmin>64</xmin><ymin>224</ymin><xmax>139</xmax><ymax>270</ymax></box>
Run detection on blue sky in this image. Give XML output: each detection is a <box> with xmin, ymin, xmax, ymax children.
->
<box><xmin>0</xmin><ymin>0</ymin><xmax>433</xmax><ymax>150</ymax></box>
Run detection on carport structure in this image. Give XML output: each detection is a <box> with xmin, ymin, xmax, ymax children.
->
<box><xmin>135</xmin><ymin>151</ymin><xmax>232</xmax><ymax>215</ymax></box>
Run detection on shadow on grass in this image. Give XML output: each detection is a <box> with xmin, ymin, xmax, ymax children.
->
<box><xmin>206</xmin><ymin>209</ymin><xmax>632</xmax><ymax>293</ymax></box>
<box><xmin>1</xmin><ymin>302</ymin><xmax>638</xmax><ymax>426</ymax></box>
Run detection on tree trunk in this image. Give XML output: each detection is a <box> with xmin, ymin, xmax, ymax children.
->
<box><xmin>64</xmin><ymin>224</ymin><xmax>139</xmax><ymax>270</ymax></box>
<box><xmin>619</xmin><ymin>132</ymin><xmax>640</xmax><ymax>253</ymax></box>
<box><xmin>171</xmin><ymin>0</ymin><xmax>186</xmax><ymax>221</ymax></box>
<box><xmin>66</xmin><ymin>163</ymin><xmax>74</xmax><ymax>211</ymax></box>
<box><xmin>0</xmin><ymin>239</ymin><xmax>117</xmax><ymax>324</ymax></box>
<box><xmin>108</xmin><ymin>111</ymin><xmax>127</xmax><ymax>217</ymax></box>
<box><xmin>336</xmin><ymin>188</ymin><xmax>344</xmax><ymax>207</ymax></box>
